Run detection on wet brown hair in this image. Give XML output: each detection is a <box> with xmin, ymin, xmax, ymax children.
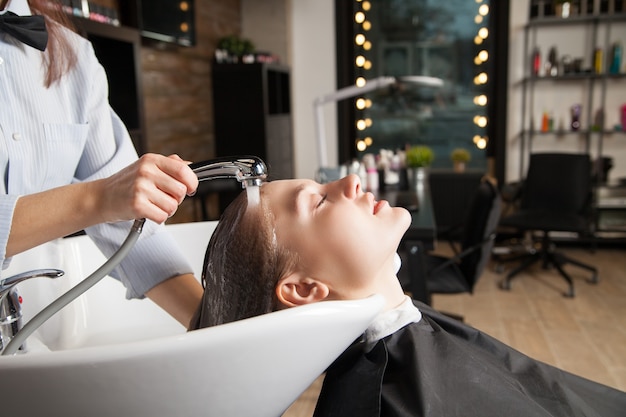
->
<box><xmin>190</xmin><ymin>187</ymin><xmax>297</xmax><ymax>329</ymax></box>
<box><xmin>29</xmin><ymin>0</ymin><xmax>78</xmax><ymax>87</ymax></box>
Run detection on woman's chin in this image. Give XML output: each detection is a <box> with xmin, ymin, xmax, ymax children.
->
<box><xmin>398</xmin><ymin>207</ymin><xmax>412</xmax><ymax>231</ymax></box>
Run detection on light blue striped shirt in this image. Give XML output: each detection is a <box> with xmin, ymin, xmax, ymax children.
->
<box><xmin>0</xmin><ymin>0</ymin><xmax>194</xmax><ymax>298</ymax></box>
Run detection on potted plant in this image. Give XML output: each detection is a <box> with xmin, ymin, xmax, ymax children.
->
<box><xmin>406</xmin><ymin>145</ymin><xmax>434</xmax><ymax>168</ymax></box>
<box><xmin>405</xmin><ymin>145</ymin><xmax>434</xmax><ymax>187</ymax></box>
<box><xmin>450</xmin><ymin>148</ymin><xmax>471</xmax><ymax>172</ymax></box>
<box><xmin>216</xmin><ymin>35</ymin><xmax>255</xmax><ymax>63</ymax></box>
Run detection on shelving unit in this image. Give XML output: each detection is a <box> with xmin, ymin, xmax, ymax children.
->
<box><xmin>211</xmin><ymin>62</ymin><xmax>294</xmax><ymax>213</ymax></box>
<box><xmin>212</xmin><ymin>63</ymin><xmax>293</xmax><ymax>179</ymax></box>
<box><xmin>519</xmin><ymin>1</ymin><xmax>626</xmax><ymax>241</ymax></box>
<box><xmin>519</xmin><ymin>16</ymin><xmax>626</xmax><ymax>175</ymax></box>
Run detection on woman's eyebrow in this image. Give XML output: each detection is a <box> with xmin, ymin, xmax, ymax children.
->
<box><xmin>293</xmin><ymin>183</ymin><xmax>307</xmax><ymax>214</ymax></box>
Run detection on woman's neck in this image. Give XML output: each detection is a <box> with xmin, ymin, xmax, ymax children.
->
<box><xmin>377</xmin><ymin>273</ymin><xmax>409</xmax><ymax>312</ymax></box>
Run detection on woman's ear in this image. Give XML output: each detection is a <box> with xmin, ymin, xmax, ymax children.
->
<box><xmin>276</xmin><ymin>273</ymin><xmax>330</xmax><ymax>307</ymax></box>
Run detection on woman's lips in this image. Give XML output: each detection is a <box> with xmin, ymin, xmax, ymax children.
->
<box><xmin>364</xmin><ymin>192</ymin><xmax>389</xmax><ymax>215</ymax></box>
<box><xmin>374</xmin><ymin>199</ymin><xmax>388</xmax><ymax>214</ymax></box>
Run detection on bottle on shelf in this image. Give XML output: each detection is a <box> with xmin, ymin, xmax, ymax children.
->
<box><xmin>548</xmin><ymin>112</ymin><xmax>554</xmax><ymax>132</ymax></box>
<box><xmin>592</xmin><ymin>108</ymin><xmax>605</xmax><ymax>132</ymax></box>
<box><xmin>362</xmin><ymin>153</ymin><xmax>379</xmax><ymax>192</ymax></box>
<box><xmin>571</xmin><ymin>104</ymin><xmax>581</xmax><ymax>131</ymax></box>
<box><xmin>594</xmin><ymin>48</ymin><xmax>603</xmax><ymax>74</ymax></box>
<box><xmin>532</xmin><ymin>47</ymin><xmax>541</xmax><ymax>76</ymax></box>
<box><xmin>546</xmin><ymin>46</ymin><xmax>559</xmax><ymax>77</ymax></box>
<box><xmin>610</xmin><ymin>42</ymin><xmax>622</xmax><ymax>74</ymax></box>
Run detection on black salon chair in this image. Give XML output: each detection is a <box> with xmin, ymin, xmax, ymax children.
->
<box><xmin>425</xmin><ymin>178</ymin><xmax>501</xmax><ymax>308</ymax></box>
<box><xmin>498</xmin><ymin>153</ymin><xmax>598</xmax><ymax>297</ymax></box>
<box><xmin>428</xmin><ymin>170</ymin><xmax>485</xmax><ymax>254</ymax></box>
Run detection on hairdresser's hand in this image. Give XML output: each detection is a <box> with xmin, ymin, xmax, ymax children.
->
<box><xmin>98</xmin><ymin>153</ymin><xmax>199</xmax><ymax>224</ymax></box>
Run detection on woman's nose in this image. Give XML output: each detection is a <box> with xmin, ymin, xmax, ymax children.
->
<box><xmin>338</xmin><ymin>174</ymin><xmax>361</xmax><ymax>199</ymax></box>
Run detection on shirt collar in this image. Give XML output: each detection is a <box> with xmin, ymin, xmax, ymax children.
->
<box><xmin>363</xmin><ymin>295</ymin><xmax>422</xmax><ymax>350</ymax></box>
<box><xmin>1</xmin><ymin>0</ymin><xmax>32</xmax><ymax>16</ymax></box>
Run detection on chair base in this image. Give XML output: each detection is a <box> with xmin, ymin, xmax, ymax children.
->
<box><xmin>498</xmin><ymin>235</ymin><xmax>598</xmax><ymax>298</ymax></box>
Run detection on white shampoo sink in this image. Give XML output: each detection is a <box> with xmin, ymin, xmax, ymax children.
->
<box><xmin>0</xmin><ymin>221</ymin><xmax>384</xmax><ymax>417</ymax></box>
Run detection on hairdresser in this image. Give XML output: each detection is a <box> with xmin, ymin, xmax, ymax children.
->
<box><xmin>0</xmin><ymin>0</ymin><xmax>203</xmax><ymax>327</ymax></box>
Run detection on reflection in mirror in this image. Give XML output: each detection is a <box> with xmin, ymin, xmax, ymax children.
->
<box><xmin>344</xmin><ymin>0</ymin><xmax>494</xmax><ymax>172</ymax></box>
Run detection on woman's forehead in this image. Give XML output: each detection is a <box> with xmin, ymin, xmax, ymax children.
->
<box><xmin>263</xmin><ymin>179</ymin><xmax>317</xmax><ymax>197</ymax></box>
<box><xmin>263</xmin><ymin>179</ymin><xmax>319</xmax><ymax>214</ymax></box>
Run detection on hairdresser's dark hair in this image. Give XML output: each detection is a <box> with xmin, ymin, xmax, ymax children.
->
<box><xmin>29</xmin><ymin>0</ymin><xmax>78</xmax><ymax>87</ymax></box>
<box><xmin>190</xmin><ymin>188</ymin><xmax>296</xmax><ymax>330</ymax></box>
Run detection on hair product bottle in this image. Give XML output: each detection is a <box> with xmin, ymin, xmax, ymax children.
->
<box><xmin>610</xmin><ymin>42</ymin><xmax>622</xmax><ymax>74</ymax></box>
<box><xmin>571</xmin><ymin>104</ymin><xmax>581</xmax><ymax>131</ymax></box>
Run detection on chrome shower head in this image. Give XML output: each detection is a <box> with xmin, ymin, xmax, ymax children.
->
<box><xmin>189</xmin><ymin>155</ymin><xmax>268</xmax><ymax>188</ymax></box>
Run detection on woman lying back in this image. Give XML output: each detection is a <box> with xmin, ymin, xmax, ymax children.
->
<box><xmin>190</xmin><ymin>174</ymin><xmax>626</xmax><ymax>417</ymax></box>
<box><xmin>191</xmin><ymin>174</ymin><xmax>410</xmax><ymax>328</ymax></box>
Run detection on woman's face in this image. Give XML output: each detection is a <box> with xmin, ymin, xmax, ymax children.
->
<box><xmin>262</xmin><ymin>174</ymin><xmax>411</xmax><ymax>300</ymax></box>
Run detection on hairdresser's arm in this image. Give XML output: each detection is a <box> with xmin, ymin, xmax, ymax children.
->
<box><xmin>6</xmin><ymin>153</ymin><xmax>198</xmax><ymax>258</ymax></box>
<box><xmin>145</xmin><ymin>273</ymin><xmax>203</xmax><ymax>329</ymax></box>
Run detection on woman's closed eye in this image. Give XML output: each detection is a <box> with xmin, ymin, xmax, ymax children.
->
<box><xmin>316</xmin><ymin>194</ymin><xmax>328</xmax><ymax>208</ymax></box>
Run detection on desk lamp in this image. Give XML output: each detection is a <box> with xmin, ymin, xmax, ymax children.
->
<box><xmin>313</xmin><ymin>75</ymin><xmax>444</xmax><ymax>182</ymax></box>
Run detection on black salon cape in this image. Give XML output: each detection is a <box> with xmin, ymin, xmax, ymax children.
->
<box><xmin>313</xmin><ymin>301</ymin><xmax>626</xmax><ymax>417</ymax></box>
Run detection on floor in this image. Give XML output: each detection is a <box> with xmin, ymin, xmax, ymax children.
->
<box><xmin>282</xmin><ymin>246</ymin><xmax>626</xmax><ymax>417</ymax></box>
